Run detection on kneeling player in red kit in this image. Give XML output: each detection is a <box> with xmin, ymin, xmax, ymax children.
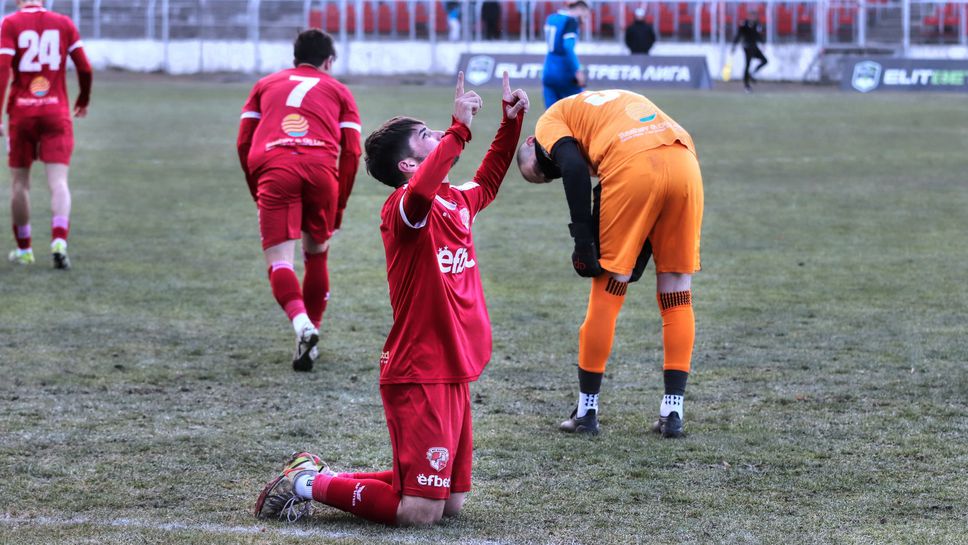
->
<box><xmin>253</xmin><ymin>72</ymin><xmax>528</xmax><ymax>526</ymax></box>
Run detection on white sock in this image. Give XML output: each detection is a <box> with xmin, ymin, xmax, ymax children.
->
<box><xmin>51</xmin><ymin>238</ymin><xmax>67</xmax><ymax>249</ymax></box>
<box><xmin>576</xmin><ymin>392</ymin><xmax>599</xmax><ymax>418</ymax></box>
<box><xmin>660</xmin><ymin>394</ymin><xmax>684</xmax><ymax>418</ymax></box>
<box><xmin>293</xmin><ymin>474</ymin><xmax>314</xmax><ymax>500</ymax></box>
<box><xmin>292</xmin><ymin>313</ymin><xmax>313</xmax><ymax>336</ymax></box>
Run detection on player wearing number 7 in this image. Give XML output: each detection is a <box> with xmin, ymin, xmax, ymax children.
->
<box><xmin>516</xmin><ymin>89</ymin><xmax>704</xmax><ymax>437</ymax></box>
<box><xmin>1</xmin><ymin>0</ymin><xmax>93</xmax><ymax>269</ymax></box>
<box><xmin>236</xmin><ymin>29</ymin><xmax>362</xmax><ymax>371</ymax></box>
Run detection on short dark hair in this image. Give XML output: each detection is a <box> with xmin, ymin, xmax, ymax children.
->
<box><xmin>364</xmin><ymin>116</ymin><xmax>423</xmax><ymax>188</ymax></box>
<box><xmin>568</xmin><ymin>1</ymin><xmax>589</xmax><ymax>9</ymax></box>
<box><xmin>293</xmin><ymin>29</ymin><xmax>335</xmax><ymax>68</ymax></box>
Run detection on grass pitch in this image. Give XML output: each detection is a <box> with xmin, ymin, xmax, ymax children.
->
<box><xmin>1</xmin><ymin>75</ymin><xmax>966</xmax><ymax>544</ymax></box>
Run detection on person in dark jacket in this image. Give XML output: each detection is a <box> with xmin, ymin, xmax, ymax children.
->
<box><xmin>731</xmin><ymin>9</ymin><xmax>768</xmax><ymax>92</ymax></box>
<box><xmin>625</xmin><ymin>8</ymin><xmax>656</xmax><ymax>54</ymax></box>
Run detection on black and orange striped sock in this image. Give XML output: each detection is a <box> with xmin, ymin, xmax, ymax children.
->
<box><xmin>657</xmin><ymin>290</ymin><xmax>694</xmax><ymax>374</ymax></box>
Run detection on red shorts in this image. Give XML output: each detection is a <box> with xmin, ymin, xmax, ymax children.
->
<box><xmin>7</xmin><ymin>116</ymin><xmax>74</xmax><ymax>168</ymax></box>
<box><xmin>381</xmin><ymin>382</ymin><xmax>473</xmax><ymax>500</ymax></box>
<box><xmin>255</xmin><ymin>157</ymin><xmax>338</xmax><ymax>250</ymax></box>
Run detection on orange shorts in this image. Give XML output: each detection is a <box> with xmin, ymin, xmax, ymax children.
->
<box><xmin>597</xmin><ymin>143</ymin><xmax>703</xmax><ymax>275</ymax></box>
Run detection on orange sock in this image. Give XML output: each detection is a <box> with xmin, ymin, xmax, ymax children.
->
<box><xmin>578</xmin><ymin>276</ymin><xmax>628</xmax><ymax>374</ymax></box>
<box><xmin>657</xmin><ymin>291</ymin><xmax>694</xmax><ymax>373</ymax></box>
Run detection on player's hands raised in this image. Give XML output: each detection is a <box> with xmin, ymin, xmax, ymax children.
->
<box><xmin>453</xmin><ymin>71</ymin><xmax>482</xmax><ymax>128</ymax></box>
<box><xmin>501</xmin><ymin>71</ymin><xmax>529</xmax><ymax>120</ymax></box>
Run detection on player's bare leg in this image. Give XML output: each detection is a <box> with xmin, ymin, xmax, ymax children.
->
<box><xmin>301</xmin><ymin>231</ymin><xmax>330</xmax><ymax>331</ymax></box>
<box><xmin>45</xmin><ymin>163</ymin><xmax>72</xmax><ymax>269</ymax></box>
<box><xmin>8</xmin><ymin>167</ymin><xmax>34</xmax><ymax>264</ymax></box>
<box><xmin>652</xmin><ymin>272</ymin><xmax>694</xmax><ymax>438</ymax></box>
<box><xmin>264</xmin><ymin>240</ymin><xmax>318</xmax><ymax>371</ymax></box>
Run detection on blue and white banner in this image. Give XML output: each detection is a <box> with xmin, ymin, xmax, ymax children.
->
<box><xmin>843</xmin><ymin>58</ymin><xmax>968</xmax><ymax>93</ymax></box>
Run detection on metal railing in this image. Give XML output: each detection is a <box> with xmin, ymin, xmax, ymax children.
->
<box><xmin>2</xmin><ymin>0</ymin><xmax>964</xmax><ymax>48</ymax></box>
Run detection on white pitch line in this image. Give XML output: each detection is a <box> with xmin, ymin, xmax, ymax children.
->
<box><xmin>0</xmin><ymin>513</ymin><xmax>508</xmax><ymax>545</ymax></box>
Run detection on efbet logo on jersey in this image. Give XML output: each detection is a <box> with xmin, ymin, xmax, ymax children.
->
<box><xmin>281</xmin><ymin>113</ymin><xmax>310</xmax><ymax>137</ymax></box>
<box><xmin>625</xmin><ymin>102</ymin><xmax>657</xmax><ymax>123</ymax></box>
<box><xmin>417</xmin><ymin>473</ymin><xmax>452</xmax><ymax>488</ymax></box>
<box><xmin>426</xmin><ymin>447</ymin><xmax>449</xmax><ymax>472</ymax></box>
<box><xmin>29</xmin><ymin>76</ymin><xmax>51</xmax><ymax>98</ymax></box>
<box><xmin>437</xmin><ymin>246</ymin><xmax>475</xmax><ymax>275</ymax></box>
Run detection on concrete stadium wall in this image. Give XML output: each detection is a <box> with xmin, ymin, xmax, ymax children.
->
<box><xmin>83</xmin><ymin>39</ymin><xmax>968</xmax><ymax>82</ymax></box>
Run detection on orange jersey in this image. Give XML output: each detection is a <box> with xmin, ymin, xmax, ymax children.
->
<box><xmin>534</xmin><ymin>90</ymin><xmax>695</xmax><ymax>183</ymax></box>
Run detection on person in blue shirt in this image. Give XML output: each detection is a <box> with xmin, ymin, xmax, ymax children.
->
<box><xmin>541</xmin><ymin>1</ymin><xmax>590</xmax><ymax>108</ymax></box>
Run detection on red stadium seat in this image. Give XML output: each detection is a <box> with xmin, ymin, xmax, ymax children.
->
<box><xmin>777</xmin><ymin>4</ymin><xmax>795</xmax><ymax>36</ymax></box>
<box><xmin>308</xmin><ymin>8</ymin><xmax>322</xmax><ymax>30</ymax></box>
<box><xmin>396</xmin><ymin>1</ymin><xmax>411</xmax><ymax>35</ymax></box>
<box><xmin>506</xmin><ymin>1</ymin><xmax>522</xmax><ymax>36</ymax></box>
<box><xmin>700</xmin><ymin>4</ymin><xmax>712</xmax><ymax>35</ymax></box>
<box><xmin>658</xmin><ymin>4</ymin><xmax>676</xmax><ymax>36</ymax></box>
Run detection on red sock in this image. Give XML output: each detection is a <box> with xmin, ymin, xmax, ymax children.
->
<box><xmin>337</xmin><ymin>470</ymin><xmax>393</xmax><ymax>484</ymax></box>
<box><xmin>303</xmin><ymin>251</ymin><xmax>329</xmax><ymax>328</ymax></box>
<box><xmin>12</xmin><ymin>224</ymin><xmax>31</xmax><ymax>250</ymax></box>
<box><xmin>51</xmin><ymin>216</ymin><xmax>70</xmax><ymax>241</ymax></box>
<box><xmin>312</xmin><ymin>474</ymin><xmax>400</xmax><ymax>526</ymax></box>
<box><xmin>268</xmin><ymin>262</ymin><xmax>306</xmax><ymax>320</ymax></box>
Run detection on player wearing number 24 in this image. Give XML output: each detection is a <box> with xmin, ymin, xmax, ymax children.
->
<box><xmin>0</xmin><ymin>0</ymin><xmax>93</xmax><ymax>270</ymax></box>
<box><xmin>236</xmin><ymin>29</ymin><xmax>362</xmax><ymax>371</ymax></box>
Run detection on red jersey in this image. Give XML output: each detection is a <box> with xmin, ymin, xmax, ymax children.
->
<box><xmin>240</xmin><ymin>65</ymin><xmax>361</xmax><ymax>176</ymax></box>
<box><xmin>379</xmin><ymin>110</ymin><xmax>523</xmax><ymax>385</ymax></box>
<box><xmin>0</xmin><ymin>4</ymin><xmax>89</xmax><ymax>119</ymax></box>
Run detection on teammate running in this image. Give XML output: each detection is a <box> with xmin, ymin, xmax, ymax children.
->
<box><xmin>236</xmin><ymin>29</ymin><xmax>361</xmax><ymax>371</ymax></box>
<box><xmin>253</xmin><ymin>72</ymin><xmax>528</xmax><ymax>526</ymax></box>
<box><xmin>1</xmin><ymin>0</ymin><xmax>92</xmax><ymax>269</ymax></box>
<box><xmin>541</xmin><ymin>1</ymin><xmax>590</xmax><ymax>108</ymax></box>
<box><xmin>517</xmin><ymin>89</ymin><xmax>703</xmax><ymax>438</ymax></box>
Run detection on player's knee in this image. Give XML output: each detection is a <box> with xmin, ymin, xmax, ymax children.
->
<box><xmin>396</xmin><ymin>498</ymin><xmax>445</xmax><ymax>527</ymax></box>
<box><xmin>443</xmin><ymin>493</ymin><xmax>466</xmax><ymax>517</ymax></box>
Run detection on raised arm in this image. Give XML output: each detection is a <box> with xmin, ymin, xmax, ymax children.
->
<box><xmin>401</xmin><ymin>71</ymin><xmax>480</xmax><ymax>223</ymax></box>
<box><xmin>470</xmin><ymin>72</ymin><xmax>529</xmax><ymax>208</ymax></box>
<box><xmin>0</xmin><ymin>18</ymin><xmax>14</xmax><ymax>135</ymax></box>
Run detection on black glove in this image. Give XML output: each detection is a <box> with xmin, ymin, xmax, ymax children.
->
<box><xmin>569</xmin><ymin>223</ymin><xmax>602</xmax><ymax>278</ymax></box>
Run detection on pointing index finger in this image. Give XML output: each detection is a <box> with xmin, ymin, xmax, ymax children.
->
<box><xmin>502</xmin><ymin>71</ymin><xmax>510</xmax><ymax>98</ymax></box>
<box><xmin>456</xmin><ymin>71</ymin><xmax>465</xmax><ymax>98</ymax></box>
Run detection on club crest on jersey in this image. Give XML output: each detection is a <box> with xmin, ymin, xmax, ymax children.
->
<box><xmin>625</xmin><ymin>102</ymin><xmax>657</xmax><ymax>123</ymax></box>
<box><xmin>281</xmin><ymin>113</ymin><xmax>310</xmax><ymax>137</ymax></box>
<box><xmin>29</xmin><ymin>76</ymin><xmax>50</xmax><ymax>98</ymax></box>
<box><xmin>426</xmin><ymin>447</ymin><xmax>449</xmax><ymax>472</ymax></box>
<box><xmin>459</xmin><ymin>207</ymin><xmax>471</xmax><ymax>229</ymax></box>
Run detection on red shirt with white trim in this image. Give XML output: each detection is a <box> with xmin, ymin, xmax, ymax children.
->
<box><xmin>379</xmin><ymin>110</ymin><xmax>523</xmax><ymax>385</ymax></box>
<box><xmin>240</xmin><ymin>65</ymin><xmax>361</xmax><ymax>175</ymax></box>
<box><xmin>0</xmin><ymin>5</ymin><xmax>85</xmax><ymax>119</ymax></box>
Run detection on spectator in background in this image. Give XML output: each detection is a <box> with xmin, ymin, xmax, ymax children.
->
<box><xmin>447</xmin><ymin>2</ymin><xmax>461</xmax><ymax>41</ymax></box>
<box><xmin>482</xmin><ymin>1</ymin><xmax>501</xmax><ymax>40</ymax></box>
<box><xmin>731</xmin><ymin>9</ymin><xmax>768</xmax><ymax>92</ymax></box>
<box><xmin>625</xmin><ymin>8</ymin><xmax>656</xmax><ymax>55</ymax></box>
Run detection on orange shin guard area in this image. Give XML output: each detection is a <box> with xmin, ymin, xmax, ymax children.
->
<box><xmin>578</xmin><ymin>276</ymin><xmax>627</xmax><ymax>374</ymax></box>
<box><xmin>658</xmin><ymin>291</ymin><xmax>694</xmax><ymax>373</ymax></box>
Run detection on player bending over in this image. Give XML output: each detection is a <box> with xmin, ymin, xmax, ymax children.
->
<box><xmin>236</xmin><ymin>29</ymin><xmax>361</xmax><ymax>371</ymax></box>
<box><xmin>2</xmin><ymin>0</ymin><xmax>93</xmax><ymax>269</ymax></box>
<box><xmin>517</xmin><ymin>89</ymin><xmax>704</xmax><ymax>437</ymax></box>
<box><xmin>253</xmin><ymin>72</ymin><xmax>528</xmax><ymax>526</ymax></box>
